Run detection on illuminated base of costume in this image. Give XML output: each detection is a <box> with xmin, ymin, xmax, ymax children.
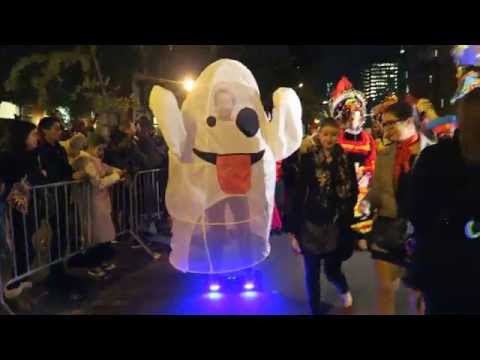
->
<box><xmin>206</xmin><ymin>269</ymin><xmax>264</xmax><ymax>294</ymax></box>
<box><xmin>168</xmin><ymin>196</ymin><xmax>272</xmax><ymax>274</ymax></box>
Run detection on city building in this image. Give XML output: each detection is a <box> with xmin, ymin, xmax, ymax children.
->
<box><xmin>399</xmin><ymin>45</ymin><xmax>457</xmax><ymax>115</ymax></box>
<box><xmin>361</xmin><ymin>62</ymin><xmax>399</xmax><ymax>108</ymax></box>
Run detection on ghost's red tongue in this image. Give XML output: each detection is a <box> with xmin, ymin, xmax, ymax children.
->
<box><xmin>216</xmin><ymin>154</ymin><xmax>252</xmax><ymax>194</ymax></box>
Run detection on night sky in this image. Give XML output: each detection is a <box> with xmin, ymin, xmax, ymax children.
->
<box><xmin>289</xmin><ymin>45</ymin><xmax>401</xmax><ymax>93</ymax></box>
<box><xmin>1</xmin><ymin>45</ymin><xmax>403</xmax><ymax>103</ymax></box>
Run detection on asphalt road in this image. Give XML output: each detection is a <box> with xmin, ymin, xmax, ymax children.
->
<box><xmin>5</xmin><ymin>233</ymin><xmax>413</xmax><ymax>315</ymax></box>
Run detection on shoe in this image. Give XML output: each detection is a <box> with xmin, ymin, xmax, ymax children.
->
<box><xmin>102</xmin><ymin>262</ymin><xmax>116</xmax><ymax>272</ymax></box>
<box><xmin>4</xmin><ymin>292</ymin><xmax>33</xmax><ymax>313</ymax></box>
<box><xmin>340</xmin><ymin>292</ymin><xmax>353</xmax><ymax>308</ymax></box>
<box><xmin>87</xmin><ymin>267</ymin><xmax>106</xmax><ymax>279</ymax></box>
<box><xmin>4</xmin><ymin>281</ymin><xmax>33</xmax><ymax>300</ymax></box>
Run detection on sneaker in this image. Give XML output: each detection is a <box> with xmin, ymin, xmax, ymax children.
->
<box><xmin>340</xmin><ymin>292</ymin><xmax>353</xmax><ymax>308</ymax></box>
<box><xmin>102</xmin><ymin>262</ymin><xmax>116</xmax><ymax>272</ymax></box>
<box><xmin>4</xmin><ymin>281</ymin><xmax>33</xmax><ymax>299</ymax></box>
<box><xmin>4</xmin><ymin>292</ymin><xmax>33</xmax><ymax>313</ymax></box>
<box><xmin>87</xmin><ymin>267</ymin><xmax>106</xmax><ymax>279</ymax></box>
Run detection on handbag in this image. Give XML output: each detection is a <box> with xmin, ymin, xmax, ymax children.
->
<box><xmin>6</xmin><ymin>178</ymin><xmax>31</xmax><ymax>215</ymax></box>
<box><xmin>300</xmin><ymin>218</ymin><xmax>339</xmax><ymax>256</ymax></box>
<box><xmin>369</xmin><ymin>216</ymin><xmax>408</xmax><ymax>253</ymax></box>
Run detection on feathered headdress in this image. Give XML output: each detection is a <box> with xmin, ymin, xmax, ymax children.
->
<box><xmin>451</xmin><ymin>45</ymin><xmax>480</xmax><ymax>103</ymax></box>
<box><xmin>329</xmin><ymin>76</ymin><xmax>367</xmax><ymax>122</ymax></box>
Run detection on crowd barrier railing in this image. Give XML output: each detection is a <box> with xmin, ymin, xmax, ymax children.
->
<box><xmin>0</xmin><ymin>168</ymin><xmax>167</xmax><ymax>315</ymax></box>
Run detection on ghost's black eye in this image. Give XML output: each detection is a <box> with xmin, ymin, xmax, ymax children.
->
<box><xmin>207</xmin><ymin>116</ymin><xmax>216</xmax><ymax>127</ymax></box>
<box><xmin>236</xmin><ymin>108</ymin><xmax>259</xmax><ymax>137</ymax></box>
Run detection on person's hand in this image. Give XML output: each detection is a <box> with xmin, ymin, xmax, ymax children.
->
<box><xmin>119</xmin><ymin>170</ymin><xmax>129</xmax><ymax>181</ymax></box>
<box><xmin>416</xmin><ymin>99</ymin><xmax>439</xmax><ymax>121</ymax></box>
<box><xmin>72</xmin><ymin>171</ymin><xmax>86</xmax><ymax>180</ymax></box>
<box><xmin>288</xmin><ymin>233</ymin><xmax>302</xmax><ymax>255</ymax></box>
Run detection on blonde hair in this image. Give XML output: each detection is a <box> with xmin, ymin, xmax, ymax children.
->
<box><xmin>69</xmin><ymin>133</ymin><xmax>87</xmax><ymax>151</ymax></box>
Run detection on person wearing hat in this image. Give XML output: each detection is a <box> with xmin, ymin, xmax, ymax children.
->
<box><xmin>406</xmin><ymin>45</ymin><xmax>480</xmax><ymax>314</ymax></box>
<box><xmin>61</xmin><ymin>133</ymin><xmax>88</xmax><ymax>166</ymax></box>
<box><xmin>330</xmin><ymin>77</ymin><xmax>377</xmax><ymax>247</ymax></box>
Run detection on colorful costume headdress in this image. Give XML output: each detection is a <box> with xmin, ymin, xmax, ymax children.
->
<box><xmin>329</xmin><ymin>76</ymin><xmax>367</xmax><ymax>124</ymax></box>
<box><xmin>451</xmin><ymin>45</ymin><xmax>480</xmax><ymax>104</ymax></box>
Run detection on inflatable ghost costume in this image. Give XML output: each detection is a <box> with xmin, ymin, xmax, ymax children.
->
<box><xmin>149</xmin><ymin>59</ymin><xmax>303</xmax><ymax>274</ymax></box>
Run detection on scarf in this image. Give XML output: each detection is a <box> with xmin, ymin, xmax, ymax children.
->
<box><xmin>394</xmin><ymin>133</ymin><xmax>419</xmax><ymax>184</ymax></box>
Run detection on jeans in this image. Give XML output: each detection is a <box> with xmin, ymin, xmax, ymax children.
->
<box><xmin>304</xmin><ymin>253</ymin><xmax>350</xmax><ymax>315</ymax></box>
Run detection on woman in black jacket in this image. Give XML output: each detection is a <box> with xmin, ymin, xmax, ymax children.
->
<box><xmin>0</xmin><ymin>120</ymin><xmax>45</xmax><ymax>300</ymax></box>
<box><xmin>286</xmin><ymin>118</ymin><xmax>358</xmax><ymax>314</ymax></box>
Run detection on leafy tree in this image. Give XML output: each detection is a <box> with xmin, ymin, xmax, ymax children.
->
<box><xmin>3</xmin><ymin>46</ymin><xmax>140</xmax><ymax>121</ymax></box>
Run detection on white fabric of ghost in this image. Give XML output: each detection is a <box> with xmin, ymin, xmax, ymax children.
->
<box><xmin>149</xmin><ymin>59</ymin><xmax>303</xmax><ymax>274</ymax></box>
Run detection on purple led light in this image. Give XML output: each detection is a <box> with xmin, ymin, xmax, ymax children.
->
<box><xmin>241</xmin><ymin>291</ymin><xmax>258</xmax><ymax>299</ymax></box>
<box><xmin>244</xmin><ymin>282</ymin><xmax>255</xmax><ymax>290</ymax></box>
<box><xmin>206</xmin><ymin>292</ymin><xmax>223</xmax><ymax>300</ymax></box>
<box><xmin>209</xmin><ymin>283</ymin><xmax>220</xmax><ymax>292</ymax></box>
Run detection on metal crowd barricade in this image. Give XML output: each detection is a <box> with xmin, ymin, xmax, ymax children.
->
<box><xmin>0</xmin><ymin>180</ymin><xmax>94</xmax><ymax>314</ymax></box>
<box><xmin>0</xmin><ymin>168</ymin><xmax>167</xmax><ymax>315</ymax></box>
<box><xmin>108</xmin><ymin>173</ymin><xmax>162</xmax><ymax>260</ymax></box>
<box><xmin>110</xmin><ymin>179</ymin><xmax>133</xmax><ymax>239</ymax></box>
<box><xmin>129</xmin><ymin>169</ymin><xmax>166</xmax><ymax>260</ymax></box>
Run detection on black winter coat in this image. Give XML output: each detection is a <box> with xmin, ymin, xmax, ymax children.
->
<box><xmin>407</xmin><ymin>131</ymin><xmax>480</xmax><ymax>312</ymax></box>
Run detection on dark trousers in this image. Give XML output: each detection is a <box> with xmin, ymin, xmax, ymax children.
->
<box><xmin>48</xmin><ymin>209</ymin><xmax>70</xmax><ymax>281</ymax></box>
<box><xmin>303</xmin><ymin>253</ymin><xmax>349</xmax><ymax>315</ymax></box>
<box><xmin>48</xmin><ymin>189</ymin><xmax>73</xmax><ymax>282</ymax></box>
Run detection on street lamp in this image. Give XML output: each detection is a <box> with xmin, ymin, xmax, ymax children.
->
<box><xmin>183</xmin><ymin>78</ymin><xmax>195</xmax><ymax>92</ymax></box>
<box><xmin>298</xmin><ymin>82</ymin><xmax>304</xmax><ymax>89</ymax></box>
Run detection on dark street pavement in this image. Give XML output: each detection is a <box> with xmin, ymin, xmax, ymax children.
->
<box><xmin>2</xmin><ymin>233</ymin><xmax>412</xmax><ymax>315</ymax></box>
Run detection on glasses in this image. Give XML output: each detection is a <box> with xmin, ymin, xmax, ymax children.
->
<box><xmin>382</xmin><ymin>119</ymin><xmax>402</xmax><ymax>128</ymax></box>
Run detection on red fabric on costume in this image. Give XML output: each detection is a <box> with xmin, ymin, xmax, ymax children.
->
<box><xmin>275</xmin><ymin>161</ymin><xmax>283</xmax><ymax>182</ymax></box>
<box><xmin>271</xmin><ymin>204</ymin><xmax>282</xmax><ymax>231</ymax></box>
<box><xmin>338</xmin><ymin>129</ymin><xmax>377</xmax><ymax>174</ymax></box>
<box><xmin>363</xmin><ymin>131</ymin><xmax>377</xmax><ymax>173</ymax></box>
<box><xmin>331</xmin><ymin>76</ymin><xmax>353</xmax><ymax>99</ymax></box>
<box><xmin>394</xmin><ymin>133</ymin><xmax>419</xmax><ymax>183</ymax></box>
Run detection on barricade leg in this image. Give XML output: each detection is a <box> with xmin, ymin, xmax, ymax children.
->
<box><xmin>0</xmin><ymin>271</ymin><xmax>14</xmax><ymax>315</ymax></box>
<box><xmin>127</xmin><ymin>171</ymin><xmax>163</xmax><ymax>261</ymax></box>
